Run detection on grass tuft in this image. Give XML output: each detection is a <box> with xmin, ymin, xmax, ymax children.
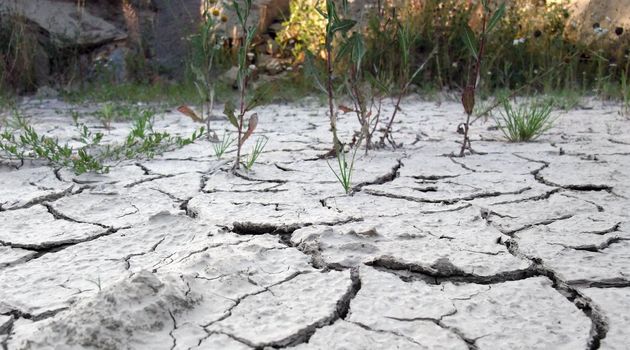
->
<box><xmin>496</xmin><ymin>99</ymin><xmax>555</xmax><ymax>142</ymax></box>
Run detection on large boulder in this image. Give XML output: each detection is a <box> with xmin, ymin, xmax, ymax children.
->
<box><xmin>0</xmin><ymin>0</ymin><xmax>127</xmax><ymax>48</ymax></box>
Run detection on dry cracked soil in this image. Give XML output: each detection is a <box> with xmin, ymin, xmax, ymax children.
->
<box><xmin>1</xmin><ymin>97</ymin><xmax>629</xmax><ymax>350</ymax></box>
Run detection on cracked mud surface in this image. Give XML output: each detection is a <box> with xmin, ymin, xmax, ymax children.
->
<box><xmin>1</xmin><ymin>98</ymin><xmax>629</xmax><ymax>349</ymax></box>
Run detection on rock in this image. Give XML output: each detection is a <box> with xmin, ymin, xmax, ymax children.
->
<box><xmin>35</xmin><ymin>86</ymin><xmax>58</xmax><ymax>99</ymax></box>
<box><xmin>566</xmin><ymin>0</ymin><xmax>630</xmax><ymax>44</ymax></box>
<box><xmin>150</xmin><ymin>0</ymin><xmax>289</xmax><ymax>78</ymax></box>
<box><xmin>90</xmin><ymin>45</ymin><xmax>130</xmax><ymax>83</ymax></box>
<box><xmin>220</xmin><ymin>66</ymin><xmax>240</xmax><ymax>86</ymax></box>
<box><xmin>255</xmin><ymin>36</ymin><xmax>281</xmax><ymax>55</ymax></box>
<box><xmin>221</xmin><ymin>0</ymin><xmax>291</xmax><ymax>39</ymax></box>
<box><xmin>32</xmin><ymin>42</ymin><xmax>51</xmax><ymax>87</ymax></box>
<box><xmin>0</xmin><ymin>0</ymin><xmax>127</xmax><ymax>48</ymax></box>
<box><xmin>258</xmin><ymin>54</ymin><xmax>284</xmax><ymax>75</ymax></box>
<box><xmin>151</xmin><ymin>0</ymin><xmax>199</xmax><ymax>78</ymax></box>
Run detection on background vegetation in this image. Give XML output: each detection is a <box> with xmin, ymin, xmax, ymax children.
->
<box><xmin>0</xmin><ymin>0</ymin><xmax>628</xmax><ymax>105</ymax></box>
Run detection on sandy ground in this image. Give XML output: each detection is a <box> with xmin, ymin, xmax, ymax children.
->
<box><xmin>1</xmin><ymin>97</ymin><xmax>629</xmax><ymax>350</ymax></box>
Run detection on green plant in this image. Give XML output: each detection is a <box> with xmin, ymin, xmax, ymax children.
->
<box><xmin>104</xmin><ymin>109</ymin><xmax>204</xmax><ymax>160</ymax></box>
<box><xmin>185</xmin><ymin>0</ymin><xmax>229</xmax><ymax>139</ymax></box>
<box><xmin>212</xmin><ymin>132</ymin><xmax>234</xmax><ymax>159</ymax></box>
<box><xmin>0</xmin><ymin>108</ymin><xmax>205</xmax><ymax>174</ymax></box>
<box><xmin>544</xmin><ymin>89</ymin><xmax>582</xmax><ymax>111</ymax></box>
<box><xmin>324</xmin><ymin>0</ymin><xmax>354</xmax><ymax>153</ymax></box>
<box><xmin>327</xmin><ymin>145</ymin><xmax>358</xmax><ymax>194</ymax></box>
<box><xmin>459</xmin><ymin>0</ymin><xmax>506</xmax><ymax>156</ymax></box>
<box><xmin>496</xmin><ymin>99</ymin><xmax>555</xmax><ymax>142</ymax></box>
<box><xmin>379</xmin><ymin>20</ymin><xmax>437</xmax><ymax>148</ymax></box>
<box><xmin>96</xmin><ymin>103</ymin><xmax>116</xmax><ymax>129</ymax></box>
<box><xmin>0</xmin><ymin>110</ymin><xmax>106</xmax><ymax>173</ymax></box>
<box><xmin>223</xmin><ymin>0</ymin><xmax>266</xmax><ymax>171</ymax></box>
<box><xmin>242</xmin><ymin>136</ymin><xmax>267</xmax><ymax>170</ymax></box>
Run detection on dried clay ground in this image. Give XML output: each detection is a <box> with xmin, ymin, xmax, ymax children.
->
<box><xmin>1</xmin><ymin>97</ymin><xmax>629</xmax><ymax>350</ymax></box>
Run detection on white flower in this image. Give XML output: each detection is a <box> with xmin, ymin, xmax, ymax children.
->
<box><xmin>248</xmin><ymin>64</ymin><xmax>256</xmax><ymax>71</ymax></box>
<box><xmin>452</xmin><ymin>62</ymin><xmax>458</xmax><ymax>68</ymax></box>
<box><xmin>512</xmin><ymin>38</ymin><xmax>526</xmax><ymax>46</ymax></box>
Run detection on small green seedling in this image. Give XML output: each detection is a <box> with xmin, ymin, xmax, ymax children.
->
<box><xmin>242</xmin><ymin>136</ymin><xmax>268</xmax><ymax>171</ymax></box>
<box><xmin>328</xmin><ymin>145</ymin><xmax>359</xmax><ymax>194</ymax></box>
<box><xmin>213</xmin><ymin>132</ymin><xmax>234</xmax><ymax>159</ymax></box>
<box><xmin>97</xmin><ymin>103</ymin><xmax>116</xmax><ymax>129</ymax></box>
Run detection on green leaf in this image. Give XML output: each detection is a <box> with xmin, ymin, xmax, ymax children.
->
<box><xmin>462</xmin><ymin>24</ymin><xmax>478</xmax><ymax>59</ymax></box>
<box><xmin>223</xmin><ymin>101</ymin><xmax>239</xmax><ymax>128</ymax></box>
<box><xmin>365</xmin><ymin>71</ymin><xmax>390</xmax><ymax>94</ymax></box>
<box><xmin>335</xmin><ymin>39</ymin><xmax>353</xmax><ymax>62</ymax></box>
<box><xmin>325</xmin><ymin>0</ymin><xmax>338</xmax><ymax>22</ymax></box>
<box><xmin>341</xmin><ymin>0</ymin><xmax>349</xmax><ymax>14</ymax></box>
<box><xmin>350</xmin><ymin>33</ymin><xmax>365</xmax><ymax>67</ymax></box>
<box><xmin>331</xmin><ymin>19</ymin><xmax>356</xmax><ymax>34</ymax></box>
<box><xmin>486</xmin><ymin>3</ymin><xmax>506</xmax><ymax>33</ymax></box>
<box><xmin>335</xmin><ymin>33</ymin><xmax>365</xmax><ymax>67</ymax></box>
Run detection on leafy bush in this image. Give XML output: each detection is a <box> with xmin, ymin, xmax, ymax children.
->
<box><xmin>278</xmin><ymin>0</ymin><xmax>327</xmax><ymax>59</ymax></box>
<box><xmin>496</xmin><ymin>100</ymin><xmax>555</xmax><ymax>142</ymax></box>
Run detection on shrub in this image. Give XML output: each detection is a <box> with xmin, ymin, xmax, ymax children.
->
<box><xmin>278</xmin><ymin>0</ymin><xmax>327</xmax><ymax>59</ymax></box>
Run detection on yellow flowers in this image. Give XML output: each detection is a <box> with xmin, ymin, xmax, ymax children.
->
<box><xmin>208</xmin><ymin>7</ymin><xmax>227</xmax><ymax>22</ymax></box>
